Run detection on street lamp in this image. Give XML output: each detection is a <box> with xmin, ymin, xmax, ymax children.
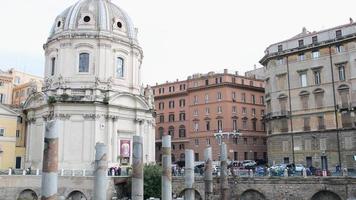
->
<box><xmin>214</xmin><ymin>129</ymin><xmax>241</xmax><ymax>145</ymax></box>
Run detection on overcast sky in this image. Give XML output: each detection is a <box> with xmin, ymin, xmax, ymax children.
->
<box><xmin>0</xmin><ymin>0</ymin><xmax>355</xmax><ymax>85</ymax></box>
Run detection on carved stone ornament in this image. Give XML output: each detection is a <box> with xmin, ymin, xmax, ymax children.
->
<box><xmin>82</xmin><ymin>114</ymin><xmax>101</xmax><ymax>120</ymax></box>
<box><xmin>42</xmin><ymin>111</ymin><xmax>54</xmax><ymax>121</ymax></box>
<box><xmin>54</xmin><ymin>113</ymin><xmax>71</xmax><ymax>120</ymax></box>
<box><xmin>103</xmin><ymin>114</ymin><xmax>119</xmax><ymax>120</ymax></box>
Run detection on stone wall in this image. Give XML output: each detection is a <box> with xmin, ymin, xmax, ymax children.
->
<box><xmin>172</xmin><ymin>176</ymin><xmax>356</xmax><ymax>200</ymax></box>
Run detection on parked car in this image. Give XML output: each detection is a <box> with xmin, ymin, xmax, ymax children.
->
<box><xmin>270</xmin><ymin>164</ymin><xmax>287</xmax><ymax>176</ymax></box>
<box><xmin>242</xmin><ymin>160</ymin><xmax>257</xmax><ymax>168</ymax></box>
<box><xmin>295</xmin><ymin>164</ymin><xmax>305</xmax><ymax>172</ymax></box>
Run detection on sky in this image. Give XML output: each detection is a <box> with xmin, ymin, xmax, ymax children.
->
<box><xmin>0</xmin><ymin>0</ymin><xmax>355</xmax><ymax>85</ymax></box>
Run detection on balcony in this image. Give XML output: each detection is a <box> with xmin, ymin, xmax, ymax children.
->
<box><xmin>264</xmin><ymin>111</ymin><xmax>290</xmax><ymax>120</ymax></box>
<box><xmin>303</xmin><ymin>126</ymin><xmax>311</xmax><ymax>131</ymax></box>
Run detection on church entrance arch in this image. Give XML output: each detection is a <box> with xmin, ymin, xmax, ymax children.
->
<box><xmin>311</xmin><ymin>190</ymin><xmax>341</xmax><ymax>200</ymax></box>
<box><xmin>17</xmin><ymin>189</ymin><xmax>38</xmax><ymax>200</ymax></box>
<box><xmin>240</xmin><ymin>189</ymin><xmax>266</xmax><ymax>200</ymax></box>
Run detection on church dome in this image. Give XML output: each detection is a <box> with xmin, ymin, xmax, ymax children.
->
<box><xmin>49</xmin><ymin>0</ymin><xmax>137</xmax><ymax>42</ymax></box>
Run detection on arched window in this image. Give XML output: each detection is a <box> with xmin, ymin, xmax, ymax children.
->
<box><xmin>158</xmin><ymin>127</ymin><xmax>164</xmax><ymax>138</ymax></box>
<box><xmin>179</xmin><ymin>125</ymin><xmax>186</xmax><ymax>138</ymax></box>
<box><xmin>79</xmin><ymin>53</ymin><xmax>89</xmax><ymax>73</ymax></box>
<box><xmin>50</xmin><ymin>57</ymin><xmax>56</xmax><ymax>76</ymax></box>
<box><xmin>168</xmin><ymin>126</ymin><xmax>174</xmax><ymax>137</ymax></box>
<box><xmin>116</xmin><ymin>57</ymin><xmax>124</xmax><ymax>78</ymax></box>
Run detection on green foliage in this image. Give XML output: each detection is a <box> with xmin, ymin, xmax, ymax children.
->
<box><xmin>144</xmin><ymin>164</ymin><xmax>162</xmax><ymax>199</ymax></box>
<box><xmin>47</xmin><ymin>96</ymin><xmax>56</xmax><ymax>104</ymax></box>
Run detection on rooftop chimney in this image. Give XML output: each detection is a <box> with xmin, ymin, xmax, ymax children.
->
<box><xmin>302</xmin><ymin>27</ymin><xmax>307</xmax><ymax>34</ymax></box>
<box><xmin>350</xmin><ymin>17</ymin><xmax>354</xmax><ymax>24</ymax></box>
<box><xmin>235</xmin><ymin>71</ymin><xmax>239</xmax><ymax>76</ymax></box>
<box><xmin>224</xmin><ymin>69</ymin><xmax>228</xmax><ymax>74</ymax></box>
<box><xmin>254</xmin><ymin>64</ymin><xmax>257</xmax><ymax>70</ymax></box>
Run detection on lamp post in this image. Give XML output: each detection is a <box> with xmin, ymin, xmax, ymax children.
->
<box><xmin>214</xmin><ymin>130</ymin><xmax>241</xmax><ymax>200</ymax></box>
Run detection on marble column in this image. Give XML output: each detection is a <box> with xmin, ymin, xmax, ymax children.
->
<box><xmin>185</xmin><ymin>149</ymin><xmax>195</xmax><ymax>200</ymax></box>
<box><xmin>162</xmin><ymin>135</ymin><xmax>172</xmax><ymax>200</ymax></box>
<box><xmin>107</xmin><ymin>117</ymin><xmax>113</xmax><ymax>163</ymax></box>
<box><xmin>220</xmin><ymin>142</ymin><xmax>228</xmax><ymax>200</ymax></box>
<box><xmin>41</xmin><ymin>120</ymin><xmax>59</xmax><ymax>200</ymax></box>
<box><xmin>204</xmin><ymin>147</ymin><xmax>213</xmax><ymax>200</ymax></box>
<box><xmin>132</xmin><ymin>136</ymin><xmax>143</xmax><ymax>200</ymax></box>
<box><xmin>113</xmin><ymin>118</ymin><xmax>118</xmax><ymax>163</ymax></box>
<box><xmin>94</xmin><ymin>143</ymin><xmax>108</xmax><ymax>200</ymax></box>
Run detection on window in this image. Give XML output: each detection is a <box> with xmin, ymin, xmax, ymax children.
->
<box><xmin>318</xmin><ymin>115</ymin><xmax>325</xmax><ymax>130</ymax></box>
<box><xmin>252</xmin><ymin>120</ymin><xmax>257</xmax><ymax>131</ymax></box>
<box><xmin>277</xmin><ymin>58</ymin><xmax>284</xmax><ymax>65</ymax></box>
<box><xmin>217</xmin><ymin>92</ymin><xmax>222</xmax><ymax>101</ymax></box>
<box><xmin>253</xmin><ymin>137</ymin><xmax>257</xmax><ymax>145</ymax></box>
<box><xmin>195</xmin><ymin>138</ymin><xmax>199</xmax><ymax>145</ymax></box>
<box><xmin>0</xmin><ymin>94</ymin><xmax>5</xmax><ymax>103</ymax></box>
<box><xmin>232</xmin><ymin>77</ymin><xmax>236</xmax><ymax>83</ymax></box>
<box><xmin>79</xmin><ymin>53</ymin><xmax>89</xmax><ymax>73</ymax></box>
<box><xmin>179</xmin><ymin>125</ymin><xmax>186</xmax><ymax>138</ymax></box>
<box><xmin>315</xmin><ymin>93</ymin><xmax>324</xmax><ymax>108</ymax></box>
<box><xmin>301</xmin><ymin>95</ymin><xmax>309</xmax><ymax>110</ymax></box>
<box><xmin>195</xmin><ymin>153</ymin><xmax>199</xmax><ymax>161</ymax></box>
<box><xmin>116</xmin><ymin>57</ymin><xmax>124</xmax><ymax>78</ymax></box>
<box><xmin>179</xmin><ymin>99</ymin><xmax>185</xmax><ymax>107</ymax></box>
<box><xmin>179</xmin><ymin>113</ymin><xmax>186</xmax><ymax>121</ymax></box>
<box><xmin>242</xmin><ymin>107</ymin><xmax>247</xmax><ymax>115</ymax></box>
<box><xmin>168</xmin><ymin>86</ymin><xmax>175</xmax><ymax>92</ymax></box>
<box><xmin>243</xmin><ymin>138</ymin><xmax>248</xmax><ymax>144</ymax></box>
<box><xmin>193</xmin><ymin>109</ymin><xmax>198</xmax><ymax>116</ymax></box>
<box><xmin>205</xmin><ymin>107</ymin><xmax>210</xmax><ymax>115</ymax></box>
<box><xmin>158</xmin><ymin>102</ymin><xmax>164</xmax><ymax>110</ymax></box>
<box><xmin>220</xmin><ymin>77</ymin><xmax>223</xmax><ymax>83</ymax></box>
<box><xmin>336</xmin><ymin>45</ymin><xmax>344</xmax><ymax>53</ymax></box>
<box><xmin>312</xmin><ymin>50</ymin><xmax>319</xmax><ymax>59</ymax></box>
<box><xmin>241</xmin><ymin>93</ymin><xmax>246</xmax><ymax>103</ymax></box>
<box><xmin>159</xmin><ymin>115</ymin><xmax>164</xmax><ymax>123</ymax></box>
<box><xmin>260</xmin><ymin>96</ymin><xmax>264</xmax><ymax>104</ymax></box>
<box><xmin>14</xmin><ymin>76</ymin><xmax>20</xmax><ymax>84</ymax></box>
<box><xmin>205</xmin><ymin>94</ymin><xmax>209</xmax><ymax>103</ymax></box>
<box><xmin>218</xmin><ymin>120</ymin><xmax>223</xmax><ymax>131</ymax></box>
<box><xmin>303</xmin><ymin>117</ymin><xmax>310</xmax><ymax>131</ymax></box>
<box><xmin>206</xmin><ymin>138</ymin><xmax>211</xmax><ymax>145</ymax></box>
<box><xmin>243</xmin><ymin>120</ymin><xmax>248</xmax><ymax>129</ymax></box>
<box><xmin>169</xmin><ymin>114</ymin><xmax>175</xmax><ymax>122</ymax></box>
<box><xmin>0</xmin><ymin>128</ymin><xmax>5</xmax><ymax>136</ymax></box>
<box><xmin>252</xmin><ymin>108</ymin><xmax>256</xmax><ymax>116</ymax></box>
<box><xmin>336</xmin><ymin>30</ymin><xmax>342</xmax><ymax>38</ymax></box>
<box><xmin>298</xmin><ymin>53</ymin><xmax>305</xmax><ymax>61</ymax></box>
<box><xmin>194</xmin><ymin>96</ymin><xmax>198</xmax><ymax>105</ymax></box>
<box><xmin>205</xmin><ymin>79</ymin><xmax>209</xmax><ymax>85</ymax></box>
<box><xmin>194</xmin><ymin>122</ymin><xmax>199</xmax><ymax>132</ymax></box>
<box><xmin>169</xmin><ymin>101</ymin><xmax>175</xmax><ymax>109</ymax></box>
<box><xmin>314</xmin><ymin>70</ymin><xmax>321</xmax><ymax>85</ymax></box>
<box><xmin>251</xmin><ymin>95</ymin><xmax>256</xmax><ymax>104</ymax></box>
<box><xmin>250</xmin><ymin>81</ymin><xmax>253</xmax><ymax>86</ymax></box>
<box><xmin>298</xmin><ymin>39</ymin><xmax>304</xmax><ymax>47</ymax></box>
<box><xmin>0</xmin><ymin>81</ymin><xmax>3</xmax><ymax>86</ymax></box>
<box><xmin>206</xmin><ymin>121</ymin><xmax>210</xmax><ymax>131</ymax></box>
<box><xmin>232</xmin><ymin>106</ymin><xmax>237</xmax><ymax>113</ymax></box>
<box><xmin>168</xmin><ymin>126</ymin><xmax>174</xmax><ymax>137</ymax></box>
<box><xmin>233</xmin><ymin>119</ymin><xmax>237</xmax><ymax>131</ymax></box>
<box><xmin>16</xmin><ymin>130</ymin><xmax>20</xmax><ymax>138</ymax></box>
<box><xmin>193</xmin><ymin>82</ymin><xmax>198</xmax><ymax>87</ymax></box>
<box><xmin>312</xmin><ymin>36</ymin><xmax>318</xmax><ymax>44</ymax></box>
<box><xmin>241</xmin><ymin>79</ymin><xmax>244</xmax><ymax>85</ymax></box>
<box><xmin>232</xmin><ymin>92</ymin><xmax>236</xmax><ymax>100</ymax></box>
<box><xmin>300</xmin><ymin>73</ymin><xmax>308</xmax><ymax>87</ymax></box>
<box><xmin>180</xmin><ymin>144</ymin><xmax>185</xmax><ymax>150</ymax></box>
<box><xmin>278</xmin><ymin>45</ymin><xmax>283</xmax><ymax>52</ymax></box>
<box><xmin>50</xmin><ymin>57</ymin><xmax>56</xmax><ymax>76</ymax></box>
<box><xmin>338</xmin><ymin>64</ymin><xmax>346</xmax><ymax>81</ymax></box>
<box><xmin>261</xmin><ymin>110</ymin><xmax>265</xmax><ymax>116</ymax></box>
<box><xmin>217</xmin><ymin>106</ymin><xmax>222</xmax><ymax>113</ymax></box>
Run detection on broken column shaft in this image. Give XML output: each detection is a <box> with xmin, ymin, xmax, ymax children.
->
<box><xmin>185</xmin><ymin>149</ymin><xmax>195</xmax><ymax>200</ymax></box>
<box><xmin>204</xmin><ymin>147</ymin><xmax>213</xmax><ymax>200</ymax></box>
<box><xmin>162</xmin><ymin>135</ymin><xmax>172</xmax><ymax>200</ymax></box>
<box><xmin>41</xmin><ymin>120</ymin><xmax>59</xmax><ymax>200</ymax></box>
<box><xmin>94</xmin><ymin>143</ymin><xmax>108</xmax><ymax>200</ymax></box>
<box><xmin>132</xmin><ymin>136</ymin><xmax>143</xmax><ymax>200</ymax></box>
<box><xmin>220</xmin><ymin>142</ymin><xmax>228</xmax><ymax>200</ymax></box>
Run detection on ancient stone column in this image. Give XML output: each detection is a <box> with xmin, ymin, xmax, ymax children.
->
<box><xmin>162</xmin><ymin>135</ymin><xmax>172</xmax><ymax>200</ymax></box>
<box><xmin>220</xmin><ymin>142</ymin><xmax>228</xmax><ymax>200</ymax></box>
<box><xmin>204</xmin><ymin>147</ymin><xmax>213</xmax><ymax>200</ymax></box>
<box><xmin>94</xmin><ymin>143</ymin><xmax>108</xmax><ymax>200</ymax></box>
<box><xmin>41</xmin><ymin>120</ymin><xmax>59</xmax><ymax>200</ymax></box>
<box><xmin>185</xmin><ymin>149</ymin><xmax>195</xmax><ymax>200</ymax></box>
<box><xmin>132</xmin><ymin>136</ymin><xmax>143</xmax><ymax>200</ymax></box>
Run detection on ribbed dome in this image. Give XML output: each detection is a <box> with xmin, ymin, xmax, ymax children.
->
<box><xmin>49</xmin><ymin>0</ymin><xmax>137</xmax><ymax>41</ymax></box>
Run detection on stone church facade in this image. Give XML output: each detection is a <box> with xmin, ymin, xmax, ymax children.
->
<box><xmin>23</xmin><ymin>0</ymin><xmax>155</xmax><ymax>170</ymax></box>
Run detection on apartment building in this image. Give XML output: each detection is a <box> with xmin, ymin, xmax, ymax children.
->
<box><xmin>260</xmin><ymin>20</ymin><xmax>356</xmax><ymax>170</ymax></box>
<box><xmin>152</xmin><ymin>69</ymin><xmax>266</xmax><ymax>163</ymax></box>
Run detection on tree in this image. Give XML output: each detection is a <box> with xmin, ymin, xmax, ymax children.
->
<box><xmin>144</xmin><ymin>164</ymin><xmax>162</xmax><ymax>199</ymax></box>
